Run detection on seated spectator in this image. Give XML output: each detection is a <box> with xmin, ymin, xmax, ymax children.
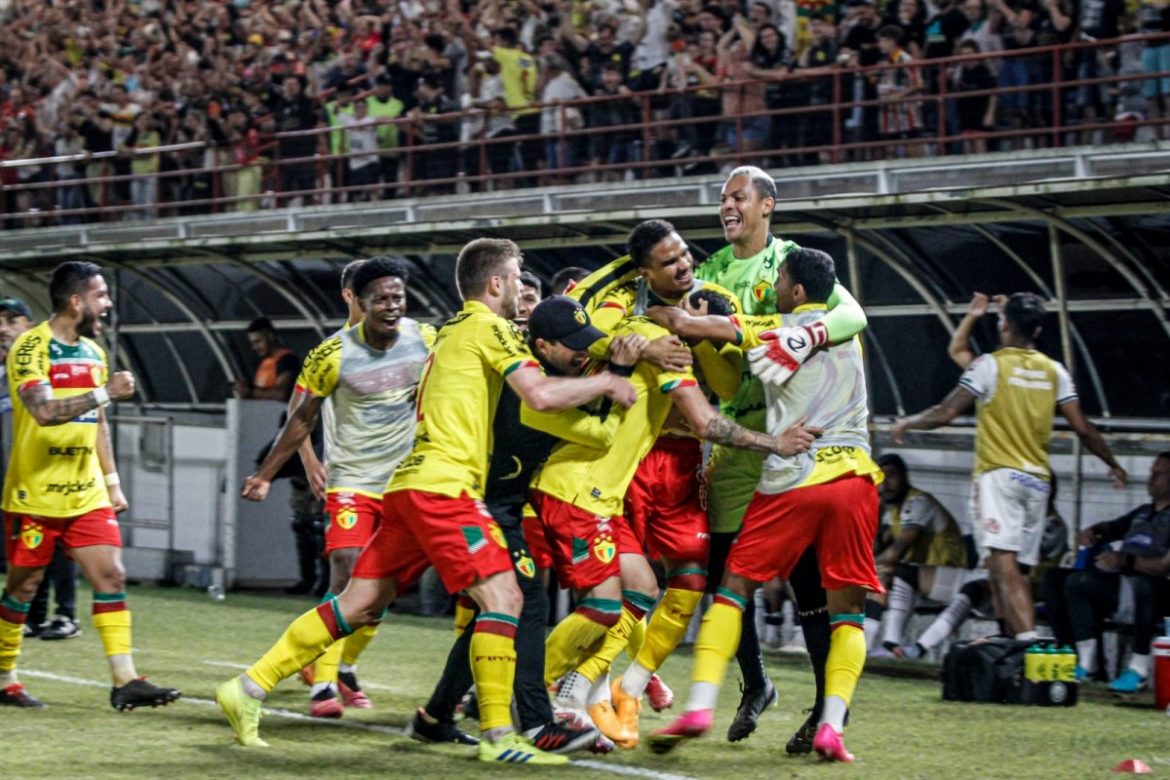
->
<box><xmin>874</xmin><ymin>454</ymin><xmax>982</xmax><ymax>659</ymax></box>
<box><xmin>1046</xmin><ymin>454</ymin><xmax>1170</xmax><ymax>692</ymax></box>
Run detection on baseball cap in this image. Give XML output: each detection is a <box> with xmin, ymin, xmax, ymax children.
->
<box><xmin>528</xmin><ymin>296</ymin><xmax>606</xmax><ymax>351</ymax></box>
<box><xmin>0</xmin><ymin>297</ymin><xmax>32</xmax><ymax>319</ymax></box>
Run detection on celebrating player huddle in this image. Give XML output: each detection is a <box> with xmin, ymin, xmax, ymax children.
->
<box><xmin>0</xmin><ymin>167</ymin><xmax>888</xmax><ymax>766</ymax></box>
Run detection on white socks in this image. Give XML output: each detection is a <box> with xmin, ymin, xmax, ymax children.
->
<box><xmin>881</xmin><ymin>576</ymin><xmax>915</xmax><ymax>647</ymax></box>
<box><xmin>241</xmin><ymin>674</ymin><xmax>268</xmax><ymax>701</ymax></box>
<box><xmin>1075</xmin><ymin>639</ymin><xmax>1097</xmax><ymax>673</ymax></box>
<box><xmin>684</xmin><ymin>681</ymin><xmax>719</xmax><ymax>712</ymax></box>
<box><xmin>1128</xmin><ymin>652</ymin><xmax>1151</xmax><ymax>678</ymax></box>
<box><xmin>917</xmin><ymin>594</ymin><xmax>972</xmax><ymax>651</ymax></box>
<box><xmin>108</xmin><ymin>653</ymin><xmax>137</xmax><ymax>686</ymax></box>
<box><xmin>621</xmin><ymin>660</ymin><xmax>653</xmax><ymax>699</ymax></box>
<box><xmin>821</xmin><ymin>695</ymin><xmax>849</xmax><ymax>731</ymax></box>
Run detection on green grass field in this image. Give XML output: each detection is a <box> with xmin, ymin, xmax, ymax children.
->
<box><xmin>4</xmin><ymin>583</ymin><xmax>1168</xmax><ymax>779</ymax></box>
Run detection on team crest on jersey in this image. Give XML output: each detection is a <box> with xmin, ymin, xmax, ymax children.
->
<box><xmin>592</xmin><ymin>533</ymin><xmax>616</xmax><ymax>564</ymax></box>
<box><xmin>334</xmin><ymin>508</ymin><xmax>358</xmax><ymax>530</ymax></box>
<box><xmin>21</xmin><ymin>522</ymin><xmax>44</xmax><ymax>550</ymax></box>
<box><xmin>515</xmin><ymin>553</ymin><xmax>536</xmax><ymax>579</ymax></box>
<box><xmin>752</xmin><ymin>280</ymin><xmax>772</xmax><ymax>303</ymax></box>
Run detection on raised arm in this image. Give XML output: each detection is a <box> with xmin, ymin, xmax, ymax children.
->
<box><xmin>947</xmin><ymin>293</ymin><xmax>995</xmax><ymax>370</ymax></box>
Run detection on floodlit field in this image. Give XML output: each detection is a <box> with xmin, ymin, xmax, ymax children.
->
<box><xmin>4</xmin><ymin>583</ymin><xmax>1167</xmax><ymax>779</ymax></box>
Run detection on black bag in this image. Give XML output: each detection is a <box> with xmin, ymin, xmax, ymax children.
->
<box><xmin>941</xmin><ymin>638</ymin><xmax>1030</xmax><ymax>703</ymax></box>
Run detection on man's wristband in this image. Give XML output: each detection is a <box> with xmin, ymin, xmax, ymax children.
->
<box><xmin>93</xmin><ymin>386</ymin><xmax>111</xmax><ymax>407</ymax></box>
<box><xmin>104</xmin><ymin>472</ymin><xmax>120</xmax><ymax>487</ymax></box>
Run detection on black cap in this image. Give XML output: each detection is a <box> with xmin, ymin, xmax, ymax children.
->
<box><xmin>528</xmin><ymin>296</ymin><xmax>606</xmax><ymax>351</ymax></box>
<box><xmin>0</xmin><ymin>297</ymin><xmax>32</xmax><ymax>319</ymax></box>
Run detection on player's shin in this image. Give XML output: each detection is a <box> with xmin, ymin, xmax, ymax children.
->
<box><xmin>92</xmin><ymin>592</ymin><xmax>137</xmax><ymax>685</ymax></box>
<box><xmin>0</xmin><ymin>590</ymin><xmax>30</xmax><ymax>684</ymax></box>
<box><xmin>544</xmin><ymin>597</ymin><xmax>621</xmax><ymax>686</ymax></box>
<box><xmin>624</xmin><ymin>572</ymin><xmax>705</xmax><ymax>699</ymax></box>
<box><xmin>453</xmin><ymin>593</ymin><xmax>478</xmax><ymax>636</ymax></box>
<box><xmin>470</xmin><ymin>612</ymin><xmax>520</xmax><ymax>739</ymax></box>
<box><xmin>246</xmin><ymin>597</ymin><xmax>354</xmax><ymax>696</ymax></box>
<box><xmin>686</xmin><ymin>587</ymin><xmax>746</xmax><ymax>712</ymax></box>
<box><xmin>821</xmin><ymin>611</ymin><xmax>867</xmax><ymax>732</ymax></box>
<box><xmin>577</xmin><ymin>590</ymin><xmax>655</xmax><ymax>684</ymax></box>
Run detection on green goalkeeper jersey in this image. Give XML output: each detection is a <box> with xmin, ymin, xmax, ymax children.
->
<box><xmin>695</xmin><ymin>235</ymin><xmax>868</xmax><ymax>532</ymax></box>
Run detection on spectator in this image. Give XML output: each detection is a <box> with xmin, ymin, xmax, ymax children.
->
<box><xmin>269</xmin><ymin>74</ymin><xmax>324</xmax><ymax>208</ymax></box>
<box><xmin>588</xmin><ymin>62</ymin><xmax>642</xmax><ymax>179</ymax></box>
<box><xmin>466</xmin><ymin>58</ymin><xmax>522</xmax><ymax>186</ymax></box>
<box><xmin>890</xmin><ymin>0</ymin><xmax>929</xmax><ymax>57</ymax></box>
<box><xmin>795</xmin><ymin>14</ymin><xmax>841</xmax><ymax>164</ymax></box>
<box><xmin>233</xmin><ymin>318</ymin><xmax>299</xmax><ymax>402</ymax></box>
<box><xmin>876</xmin><ymin>25</ymin><xmax>925</xmax><ymax>157</ymax></box>
<box><xmin>744</xmin><ymin>23</ymin><xmax>798</xmax><ymax>164</ymax></box>
<box><xmin>718</xmin><ymin>35</ymin><xmax>771</xmax><ymax>161</ymax></box>
<box><xmin>1072</xmin><ymin>0</ymin><xmax>1125</xmax><ymax>135</ymax></box>
<box><xmin>366</xmin><ymin>76</ymin><xmax>406</xmax><ymax>197</ymax></box>
<box><xmin>923</xmin><ymin>0</ymin><xmax>973</xmax><ymax>61</ymax></box>
<box><xmin>491</xmin><ymin>27</ymin><xmax>541</xmax><ymax>176</ymax></box>
<box><xmin>840</xmin><ymin>0</ymin><xmax>886</xmax><ymax>158</ymax></box>
<box><xmin>539</xmin><ymin>56</ymin><xmax>588</xmax><ymax>173</ymax></box>
<box><xmin>1138</xmin><ymin>0</ymin><xmax>1170</xmax><ymax>138</ymax></box>
<box><xmin>407</xmin><ymin>72</ymin><xmax>460</xmax><ymax>194</ymax></box>
<box><xmin>989</xmin><ymin>0</ymin><xmax>1043</xmax><ymax>135</ymax></box>
<box><xmin>950</xmin><ymin>40</ymin><xmax>999</xmax><ymax>153</ymax></box>
<box><xmin>337</xmin><ymin>96</ymin><xmax>383</xmax><ymax>202</ymax></box>
<box><xmin>659</xmin><ymin>33</ymin><xmax>720</xmax><ymax>162</ymax></box>
<box><xmin>1047</xmin><ymin>455</ymin><xmax>1170</xmax><ymax>692</ymax></box>
<box><xmin>564</xmin><ymin>18</ymin><xmax>639</xmax><ymax>89</ymax></box>
<box><xmin>125</xmin><ymin>112</ymin><xmax>161</xmax><ymax>220</ymax></box>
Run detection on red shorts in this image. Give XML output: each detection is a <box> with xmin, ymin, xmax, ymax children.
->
<box><xmin>728</xmin><ymin>475</ymin><xmax>883</xmax><ymax>593</ymax></box>
<box><xmin>323</xmin><ymin>490</ymin><xmax>381</xmax><ymax>556</ymax></box>
<box><xmin>530</xmin><ymin>490</ymin><xmax>641</xmax><ymax>591</ymax></box>
<box><xmin>3</xmin><ymin>507</ymin><xmax>121</xmax><ymax>569</ymax></box>
<box><xmin>625</xmin><ymin>437</ymin><xmax>709</xmax><ymax>566</ymax></box>
<box><xmin>351</xmin><ymin>489</ymin><xmax>513</xmax><ymax>594</ymax></box>
<box><xmin>521</xmin><ymin>511</ymin><xmax>553</xmax><ymax>570</ymax></box>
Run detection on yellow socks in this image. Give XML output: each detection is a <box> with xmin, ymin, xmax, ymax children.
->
<box><xmin>544</xmin><ymin>598</ymin><xmax>620</xmax><ymax>686</ymax></box>
<box><xmin>576</xmin><ymin>599</ymin><xmax>646</xmax><ymax>684</ymax></box>
<box><xmin>0</xmin><ymin>590</ymin><xmax>29</xmax><ymax>678</ymax></box>
<box><xmin>92</xmin><ymin>592</ymin><xmax>138</xmax><ymax>684</ymax></box>
<box><xmin>470</xmin><ymin>612</ymin><xmax>519</xmax><ymax>733</ymax></box>
<box><xmin>625</xmin><ymin>616</ymin><xmax>646</xmax><ymax>662</ymax></box>
<box><xmin>635</xmin><ymin>586</ymin><xmax>703</xmax><ymax>675</ymax></box>
<box><xmin>247</xmin><ymin>598</ymin><xmax>352</xmax><ymax>693</ymax></box>
<box><xmin>822</xmin><ymin>614</ymin><xmax>866</xmax><ymax>731</ymax></box>
<box><xmin>692</xmin><ymin>588</ymin><xmax>745</xmax><ymax>688</ymax></box>
<box><xmin>341</xmin><ymin>624</ymin><xmax>379</xmax><ymax>667</ymax></box>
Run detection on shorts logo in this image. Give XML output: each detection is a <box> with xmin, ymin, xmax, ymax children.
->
<box><xmin>571</xmin><ymin>537</ymin><xmax>590</xmax><ymax>565</ymax></box>
<box><xmin>515</xmin><ymin>553</ymin><xmax>536</xmax><ymax>579</ymax></box>
<box><xmin>752</xmin><ymin>280</ymin><xmax>771</xmax><ymax>303</ymax></box>
<box><xmin>985</xmin><ymin>518</ymin><xmax>1001</xmax><ymax>534</ymax></box>
<box><xmin>592</xmin><ymin>533</ymin><xmax>616</xmax><ymax>564</ymax></box>
<box><xmin>489</xmin><ymin>524</ymin><xmax>507</xmax><ymax>550</ymax></box>
<box><xmin>463</xmin><ymin>526</ymin><xmax>488</xmax><ymax>554</ymax></box>
<box><xmin>21</xmin><ymin>522</ymin><xmax>44</xmax><ymax>550</ymax></box>
<box><xmin>334</xmin><ymin>508</ymin><xmax>358</xmax><ymax>531</ymax></box>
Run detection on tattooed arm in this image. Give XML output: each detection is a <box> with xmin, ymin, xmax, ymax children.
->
<box><xmin>18</xmin><ymin>370</ymin><xmax>136</xmax><ymax>427</ymax></box>
<box><xmin>670</xmin><ymin>383</ymin><xmax>820</xmax><ymax>457</ymax></box>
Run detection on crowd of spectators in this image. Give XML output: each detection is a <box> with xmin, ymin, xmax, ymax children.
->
<box><xmin>1</xmin><ymin>0</ymin><xmax>1169</xmax><ymax>223</ymax></box>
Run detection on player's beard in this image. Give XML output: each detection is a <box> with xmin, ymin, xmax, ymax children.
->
<box><xmin>501</xmin><ymin>291</ymin><xmax>519</xmax><ymax>321</ymax></box>
<box><xmin>77</xmin><ymin>308</ymin><xmax>100</xmax><ymax>339</ymax></box>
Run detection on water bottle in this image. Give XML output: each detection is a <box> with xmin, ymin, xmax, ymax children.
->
<box><xmin>207</xmin><ymin>585</ymin><xmax>225</xmax><ymax>602</ymax></box>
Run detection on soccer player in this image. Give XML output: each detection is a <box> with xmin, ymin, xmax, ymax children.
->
<box><xmin>516</xmin><ymin>270</ymin><xmax>543</xmax><ymax>327</ymax></box>
<box><xmin>0</xmin><ymin>261</ymin><xmax>181</xmax><ymax>710</ymax></box>
<box><xmin>217</xmin><ymin>238</ymin><xmax>637</xmax><ymax>765</ymax></box>
<box><xmin>696</xmin><ymin>165</ymin><xmax>868</xmax><ymax>748</ymax></box>
<box><xmin>240</xmin><ymin>257</ymin><xmax>433</xmax><ymax>718</ymax></box>
<box><xmin>534</xmin><ymin>239</ymin><xmax>820</xmax><ymax>748</ymax></box>
<box><xmin>648</xmin><ymin>247</ymin><xmax>880</xmax><ymax>763</ymax></box>
<box><xmin>893</xmin><ymin>293</ymin><xmax>1127</xmax><ymax>640</ymax></box>
<box><xmin>411</xmin><ymin>296</ymin><xmax>642</xmax><ymax>755</ymax></box>
<box><xmin>558</xmin><ymin>220</ymin><xmax>743</xmax><ymax>742</ymax></box>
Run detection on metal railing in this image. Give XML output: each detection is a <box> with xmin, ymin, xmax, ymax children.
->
<box><xmin>2</xmin><ymin>32</ymin><xmax>1169</xmax><ymax>228</ymax></box>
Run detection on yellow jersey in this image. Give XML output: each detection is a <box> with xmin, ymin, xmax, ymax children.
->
<box><xmin>2</xmin><ymin>322</ymin><xmax>111</xmax><ymax>518</ymax></box>
<box><xmin>387</xmin><ymin>301</ymin><xmax>538</xmax><ymax>500</ymax></box>
<box><xmin>492</xmin><ymin>46</ymin><xmax>538</xmax><ymax>115</ymax></box>
<box><xmin>882</xmin><ymin>487</ymin><xmax>967</xmax><ymax>568</ymax></box>
<box><xmin>959</xmin><ymin>348</ymin><xmax>1076</xmax><ymax>478</ymax></box>
<box><xmin>531</xmin><ymin>318</ymin><xmax>696</xmax><ymax>517</ymax></box>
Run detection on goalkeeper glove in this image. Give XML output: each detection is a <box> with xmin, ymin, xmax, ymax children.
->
<box><xmin>747</xmin><ymin>321</ymin><xmax>829</xmax><ymax>385</ymax></box>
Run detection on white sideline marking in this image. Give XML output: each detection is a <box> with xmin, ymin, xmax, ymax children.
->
<box><xmin>199</xmin><ymin>660</ymin><xmax>399</xmax><ymax>692</ymax></box>
<box><xmin>21</xmin><ymin>669</ymin><xmax>698</xmax><ymax>780</ymax></box>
